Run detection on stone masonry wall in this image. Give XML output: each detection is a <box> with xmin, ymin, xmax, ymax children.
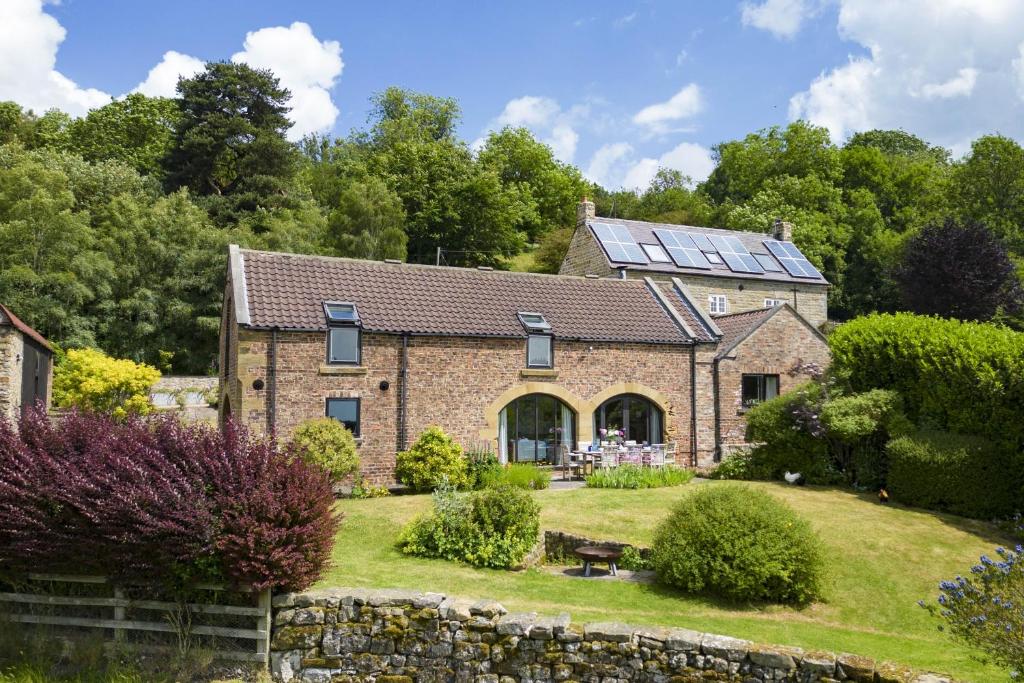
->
<box><xmin>0</xmin><ymin>327</ymin><xmax>24</xmax><ymax>422</ymax></box>
<box><xmin>558</xmin><ymin>225</ymin><xmax>615</xmax><ymax>279</ymax></box>
<box><xmin>270</xmin><ymin>587</ymin><xmax>947</xmax><ymax>683</ymax></box>
<box><xmin>717</xmin><ymin>308</ymin><xmax>831</xmax><ymax>452</ymax></box>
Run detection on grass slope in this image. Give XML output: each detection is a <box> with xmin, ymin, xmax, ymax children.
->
<box><xmin>323</xmin><ymin>481</ymin><xmax>1011</xmax><ymax>681</ymax></box>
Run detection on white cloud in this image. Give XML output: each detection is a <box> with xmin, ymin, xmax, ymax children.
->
<box><xmin>232</xmin><ymin>22</ymin><xmax>343</xmax><ymax>140</ymax></box>
<box><xmin>588</xmin><ymin>140</ymin><xmax>715</xmax><ymax>190</ymax></box>
<box><xmin>0</xmin><ymin>0</ymin><xmax>110</xmax><ymax>116</ymax></box>
<box><xmin>789</xmin><ymin>1</ymin><xmax>1024</xmax><ymax>149</ymax></box>
<box><xmin>917</xmin><ymin>67</ymin><xmax>978</xmax><ymax>100</ymax></box>
<box><xmin>632</xmin><ymin>84</ymin><xmax>702</xmax><ymax>134</ymax></box>
<box><xmin>741</xmin><ymin>0</ymin><xmax>815</xmax><ymax>39</ymax></box>
<box><xmin>613</xmin><ymin>12</ymin><xmax>637</xmax><ymax>28</ymax></box>
<box><xmin>132</xmin><ymin>51</ymin><xmax>205</xmax><ymax>97</ymax></box>
<box><xmin>481</xmin><ymin>95</ymin><xmax>587</xmax><ymax>162</ymax></box>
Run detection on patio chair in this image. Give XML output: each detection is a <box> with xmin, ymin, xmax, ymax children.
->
<box><xmin>558</xmin><ymin>444</ymin><xmax>582</xmax><ymax>481</ymax></box>
<box><xmin>598</xmin><ymin>444</ymin><xmax>619</xmax><ymax>469</ymax></box>
<box><xmin>664</xmin><ymin>441</ymin><xmax>677</xmax><ymax>466</ymax></box>
<box><xmin>648</xmin><ymin>445</ymin><xmax>666</xmax><ymax>468</ymax></box>
<box><xmin>622</xmin><ymin>444</ymin><xmax>643</xmax><ymax>466</ymax></box>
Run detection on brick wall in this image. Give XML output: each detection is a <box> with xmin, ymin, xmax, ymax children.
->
<box><xmin>558</xmin><ymin>225</ymin><xmax>615</xmax><ymax>278</ymax></box>
<box><xmin>0</xmin><ymin>327</ymin><xmax>22</xmax><ymax>421</ymax></box>
<box><xmin>716</xmin><ymin>308</ymin><xmax>831</xmax><ymax>451</ymax></box>
<box><xmin>226</xmin><ymin>330</ymin><xmax>697</xmax><ymax>484</ymax></box>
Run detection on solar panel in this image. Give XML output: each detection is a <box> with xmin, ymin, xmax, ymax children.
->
<box><xmin>764</xmin><ymin>240</ymin><xmax>823</xmax><ymax>279</ymax></box>
<box><xmin>686</xmin><ymin>232</ymin><xmax>715</xmax><ymax>252</ymax></box>
<box><xmin>591</xmin><ymin>222</ymin><xmax>648</xmax><ymax>264</ymax></box>
<box><xmin>708</xmin><ymin>234</ymin><xmax>764</xmax><ymax>274</ymax></box>
<box><xmin>653</xmin><ymin>229</ymin><xmax>712</xmax><ymax>269</ymax></box>
<box><xmin>754</xmin><ymin>253</ymin><xmax>783</xmax><ymax>272</ymax></box>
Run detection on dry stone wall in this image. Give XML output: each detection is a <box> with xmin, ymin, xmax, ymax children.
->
<box><xmin>270</xmin><ymin>587</ymin><xmax>950</xmax><ymax>683</ymax></box>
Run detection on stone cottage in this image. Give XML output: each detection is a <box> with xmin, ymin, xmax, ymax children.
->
<box><xmin>0</xmin><ymin>304</ymin><xmax>53</xmax><ymax>421</ymax></box>
<box><xmin>218</xmin><ymin>204</ymin><xmax>829</xmax><ymax>483</ymax></box>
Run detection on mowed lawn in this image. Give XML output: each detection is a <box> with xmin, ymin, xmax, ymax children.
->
<box><xmin>322</xmin><ymin>481</ymin><xmax>1011</xmax><ymax>681</ymax></box>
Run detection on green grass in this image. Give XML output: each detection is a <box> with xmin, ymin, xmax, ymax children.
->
<box><xmin>585</xmin><ymin>464</ymin><xmax>695</xmax><ymax>489</ymax></box>
<box><xmin>324</xmin><ymin>481</ymin><xmax>1012</xmax><ymax>681</ymax></box>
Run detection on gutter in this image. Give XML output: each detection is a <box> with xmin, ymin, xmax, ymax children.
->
<box><xmin>268</xmin><ymin>327</ymin><xmax>278</xmax><ymax>436</ymax></box>
<box><xmin>399</xmin><ymin>333</ymin><xmax>409</xmax><ymax>451</ymax></box>
<box><xmin>689</xmin><ymin>345</ymin><xmax>698</xmax><ymax>466</ymax></box>
<box><xmin>712</xmin><ymin>356</ymin><xmax>722</xmax><ymax>463</ymax></box>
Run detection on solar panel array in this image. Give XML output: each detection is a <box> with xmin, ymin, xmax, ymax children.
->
<box><xmin>653</xmin><ymin>229</ymin><xmax>712</xmax><ymax>269</ymax></box>
<box><xmin>591</xmin><ymin>222</ymin><xmax>648</xmax><ymax>264</ymax></box>
<box><xmin>764</xmin><ymin>240</ymin><xmax>822</xmax><ymax>279</ymax></box>
<box><xmin>754</xmin><ymin>253</ymin><xmax>783</xmax><ymax>272</ymax></box>
<box><xmin>708</xmin><ymin>234</ymin><xmax>764</xmax><ymax>274</ymax></box>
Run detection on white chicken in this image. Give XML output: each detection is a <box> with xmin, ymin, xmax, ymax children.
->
<box><xmin>783</xmin><ymin>471</ymin><xmax>802</xmax><ymax>485</ymax></box>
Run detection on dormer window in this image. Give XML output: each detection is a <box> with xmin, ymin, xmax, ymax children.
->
<box><xmin>518</xmin><ymin>312</ymin><xmax>553</xmax><ymax>368</ymax></box>
<box><xmin>325</xmin><ymin>301</ymin><xmax>361</xmax><ymax>365</ymax></box>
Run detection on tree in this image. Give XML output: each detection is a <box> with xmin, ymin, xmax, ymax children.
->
<box><xmin>163</xmin><ymin>62</ymin><xmax>298</xmax><ymax>225</ymax></box>
<box><xmin>894</xmin><ymin>219</ymin><xmax>1021</xmax><ymax>321</ymax></box>
<box><xmin>68</xmin><ymin>94</ymin><xmax>179</xmax><ymax>176</ymax></box>
<box><xmin>951</xmin><ymin>135</ymin><xmax>1024</xmax><ymax>251</ymax></box>
<box><xmin>326</xmin><ymin>177</ymin><xmax>407</xmax><ymax>260</ymax></box>
<box><xmin>53</xmin><ymin>347</ymin><xmax>161</xmax><ymax>418</ymax></box>
<box><xmin>635</xmin><ymin>169</ymin><xmax>714</xmax><ymax>225</ymax></box>
<box><xmin>533</xmin><ymin>227</ymin><xmax>574</xmax><ymax>274</ymax></box>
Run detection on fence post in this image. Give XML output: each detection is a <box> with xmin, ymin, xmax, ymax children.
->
<box><xmin>256</xmin><ymin>588</ymin><xmax>271</xmax><ymax>667</ymax></box>
<box><xmin>112</xmin><ymin>585</ymin><xmax>125</xmax><ymax>643</ymax></box>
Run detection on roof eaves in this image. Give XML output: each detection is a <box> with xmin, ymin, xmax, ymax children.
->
<box><xmin>230</xmin><ymin>244</ymin><xmax>251</xmax><ymax>326</ymax></box>
<box><xmin>642</xmin><ymin>277</ymin><xmax>695</xmax><ymax>342</ymax></box>
<box><xmin>671</xmin><ymin>278</ymin><xmax>723</xmax><ymax>338</ymax></box>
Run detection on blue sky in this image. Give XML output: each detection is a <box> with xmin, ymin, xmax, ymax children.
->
<box><xmin>5</xmin><ymin>1</ymin><xmax>1024</xmax><ymax>189</ymax></box>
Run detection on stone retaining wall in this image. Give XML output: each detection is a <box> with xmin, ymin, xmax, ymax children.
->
<box><xmin>270</xmin><ymin>587</ymin><xmax>950</xmax><ymax>683</ymax></box>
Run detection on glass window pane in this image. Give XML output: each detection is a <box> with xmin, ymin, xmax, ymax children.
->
<box><xmin>527</xmin><ymin>335</ymin><xmax>552</xmax><ymax>367</ymax></box>
<box><xmin>325</xmin><ymin>303</ymin><xmax>358</xmax><ymax>322</ymax></box>
<box><xmin>326</xmin><ymin>399</ymin><xmax>359</xmax><ymax>436</ymax></box>
<box><xmin>628</xmin><ymin>398</ymin><xmax>649</xmax><ymax>444</ymax></box>
<box><xmin>741</xmin><ymin>375</ymin><xmax>761</xmax><ymax>407</ymax></box>
<box><xmin>329</xmin><ymin>327</ymin><xmax>359</xmax><ymax>363</ymax></box>
<box><xmin>765</xmin><ymin>375</ymin><xmax>779</xmax><ymax>401</ymax></box>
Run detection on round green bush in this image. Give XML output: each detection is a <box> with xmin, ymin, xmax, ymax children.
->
<box><xmin>395</xmin><ymin>426</ymin><xmax>469</xmax><ymax>491</ymax></box>
<box><xmin>290</xmin><ymin>418</ymin><xmax>359</xmax><ymax>481</ymax></box>
<box><xmin>651</xmin><ymin>485</ymin><xmax>824</xmax><ymax>605</ymax></box>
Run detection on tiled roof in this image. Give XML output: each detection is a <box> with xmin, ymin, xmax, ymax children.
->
<box><xmin>713</xmin><ymin>307</ymin><xmax>776</xmax><ymax>357</ymax></box>
<box><xmin>0</xmin><ymin>304</ymin><xmax>52</xmax><ymax>352</ymax></box>
<box><xmin>659</xmin><ymin>284</ymin><xmax>717</xmax><ymax>343</ymax></box>
<box><xmin>587</xmin><ymin>217</ymin><xmax>831</xmax><ymax>286</ymax></box>
<box><xmin>236</xmin><ymin>249</ymin><xmax>697</xmax><ymax>345</ymax></box>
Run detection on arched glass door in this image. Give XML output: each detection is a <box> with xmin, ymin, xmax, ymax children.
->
<box><xmin>595</xmin><ymin>394</ymin><xmax>663</xmax><ymax>445</ymax></box>
<box><xmin>498</xmin><ymin>394</ymin><xmax>576</xmax><ymax>464</ymax></box>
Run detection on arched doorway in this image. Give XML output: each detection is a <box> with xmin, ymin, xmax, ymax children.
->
<box><xmin>499</xmin><ymin>393</ymin><xmax>576</xmax><ymax>465</ymax></box>
<box><xmin>595</xmin><ymin>394</ymin><xmax>664</xmax><ymax>445</ymax></box>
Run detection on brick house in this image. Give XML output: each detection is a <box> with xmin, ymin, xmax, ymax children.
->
<box><xmin>218</xmin><ymin>204</ymin><xmax>829</xmax><ymax>483</ymax></box>
<box><xmin>0</xmin><ymin>304</ymin><xmax>53</xmax><ymax>421</ymax></box>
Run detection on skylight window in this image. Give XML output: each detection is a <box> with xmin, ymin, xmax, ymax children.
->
<box><xmin>324</xmin><ymin>302</ymin><xmax>360</xmax><ymax>323</ymax></box>
<box><xmin>517</xmin><ymin>312</ymin><xmax>551</xmax><ymax>333</ymax></box>
<box><xmin>640</xmin><ymin>243</ymin><xmax>671</xmax><ymax>263</ymax></box>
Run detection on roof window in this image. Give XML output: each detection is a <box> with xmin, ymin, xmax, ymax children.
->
<box><xmin>324</xmin><ymin>302</ymin><xmax>360</xmax><ymax>324</ymax></box>
<box><xmin>517</xmin><ymin>312</ymin><xmax>551</xmax><ymax>333</ymax></box>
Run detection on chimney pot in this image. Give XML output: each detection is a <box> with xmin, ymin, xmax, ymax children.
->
<box><xmin>577</xmin><ymin>196</ymin><xmax>596</xmax><ymax>226</ymax></box>
<box><xmin>773</xmin><ymin>218</ymin><xmax>793</xmax><ymax>242</ymax></box>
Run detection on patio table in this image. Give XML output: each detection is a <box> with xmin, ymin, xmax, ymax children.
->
<box><xmin>574</xmin><ymin>545</ymin><xmax>621</xmax><ymax>576</ymax></box>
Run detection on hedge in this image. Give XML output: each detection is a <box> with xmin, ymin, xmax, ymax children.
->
<box><xmin>886</xmin><ymin>431</ymin><xmax>1018</xmax><ymax>519</ymax></box>
<box><xmin>829</xmin><ymin>313</ymin><xmax>1024</xmax><ymax>451</ymax></box>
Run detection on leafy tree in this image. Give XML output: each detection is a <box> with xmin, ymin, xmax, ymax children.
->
<box><xmin>68</xmin><ymin>94</ymin><xmax>179</xmax><ymax>176</ymax></box>
<box><xmin>951</xmin><ymin>135</ymin><xmax>1024</xmax><ymax>250</ymax></box>
<box><xmin>533</xmin><ymin>227</ymin><xmax>574</xmax><ymax>274</ymax></box>
<box><xmin>894</xmin><ymin>219</ymin><xmax>1021</xmax><ymax>321</ymax></box>
<box><xmin>845</xmin><ymin>129</ymin><xmax>949</xmax><ymax>162</ymax></box>
<box><xmin>53</xmin><ymin>347</ymin><xmax>161</xmax><ymax>418</ymax></box>
<box><xmin>326</xmin><ymin>176</ymin><xmax>407</xmax><ymax>260</ymax></box>
<box><xmin>476</xmin><ymin>127</ymin><xmax>588</xmax><ymax>242</ymax></box>
<box><xmin>163</xmin><ymin>62</ymin><xmax>298</xmax><ymax>225</ymax></box>
<box><xmin>635</xmin><ymin>168</ymin><xmax>714</xmax><ymax>224</ymax></box>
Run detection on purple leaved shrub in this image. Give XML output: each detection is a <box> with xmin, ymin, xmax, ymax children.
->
<box><xmin>0</xmin><ymin>409</ymin><xmax>339</xmax><ymax>592</ymax></box>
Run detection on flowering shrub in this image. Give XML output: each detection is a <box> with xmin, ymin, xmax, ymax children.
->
<box><xmin>290</xmin><ymin>417</ymin><xmax>360</xmax><ymax>481</ymax></box>
<box><xmin>923</xmin><ymin>546</ymin><xmax>1024</xmax><ymax>675</ymax></box>
<box><xmin>397</xmin><ymin>482</ymin><xmax>540</xmax><ymax>569</ymax></box>
<box><xmin>0</xmin><ymin>409</ymin><xmax>339</xmax><ymax>592</ymax></box>
<box><xmin>52</xmin><ymin>348</ymin><xmax>161</xmax><ymax>418</ymax></box>
<box><xmin>651</xmin><ymin>485</ymin><xmax>824</xmax><ymax>605</ymax></box>
<box><xmin>395</xmin><ymin>426</ymin><xmax>469</xmax><ymax>491</ymax></box>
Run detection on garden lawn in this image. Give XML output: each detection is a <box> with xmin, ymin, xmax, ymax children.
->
<box><xmin>323</xmin><ymin>481</ymin><xmax>1011</xmax><ymax>681</ymax></box>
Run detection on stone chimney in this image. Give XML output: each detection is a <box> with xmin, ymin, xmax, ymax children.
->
<box><xmin>577</xmin><ymin>197</ymin><xmax>596</xmax><ymax>226</ymax></box>
<box><xmin>772</xmin><ymin>218</ymin><xmax>793</xmax><ymax>242</ymax></box>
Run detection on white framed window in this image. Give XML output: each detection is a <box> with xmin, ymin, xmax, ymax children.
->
<box><xmin>709</xmin><ymin>294</ymin><xmax>728</xmax><ymax>315</ymax></box>
<box><xmin>764</xmin><ymin>298</ymin><xmax>786</xmax><ymax>308</ymax></box>
<box><xmin>527</xmin><ymin>334</ymin><xmax>553</xmax><ymax>368</ymax></box>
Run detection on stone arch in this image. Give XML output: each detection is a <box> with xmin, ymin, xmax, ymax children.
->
<box><xmin>583</xmin><ymin>382</ymin><xmax>678</xmax><ymax>444</ymax></box>
<box><xmin>479</xmin><ymin>383</ymin><xmax>586</xmax><ymax>446</ymax></box>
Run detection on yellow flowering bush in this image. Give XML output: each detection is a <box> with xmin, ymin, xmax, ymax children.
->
<box><xmin>53</xmin><ymin>348</ymin><xmax>161</xmax><ymax>418</ymax></box>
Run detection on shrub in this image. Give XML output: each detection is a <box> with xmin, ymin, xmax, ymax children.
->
<box><xmin>819</xmin><ymin>389</ymin><xmax>912</xmax><ymax>488</ymax></box>
<box><xmin>886</xmin><ymin>432</ymin><xmax>1017</xmax><ymax>519</ymax></box>
<box><xmin>651</xmin><ymin>485</ymin><xmax>824</xmax><ymax>604</ymax></box>
<box><xmin>395</xmin><ymin>426</ymin><xmax>469</xmax><ymax>491</ymax></box>
<box><xmin>707</xmin><ymin>451</ymin><xmax>756</xmax><ymax>480</ymax></box>
<box><xmin>52</xmin><ymin>348</ymin><xmax>161</xmax><ymax>418</ymax></box>
<box><xmin>500</xmin><ymin>463</ymin><xmax>551</xmax><ymax>490</ymax></box>
<box><xmin>466</xmin><ymin>449</ymin><xmax>502</xmax><ymax>489</ymax></box>
<box><xmin>585</xmin><ymin>465</ymin><xmax>695</xmax><ymax>489</ymax></box>
<box><xmin>923</xmin><ymin>545</ymin><xmax>1024</xmax><ymax>676</ymax></box>
<box><xmin>290</xmin><ymin>417</ymin><xmax>359</xmax><ymax>481</ymax></box>
<box><xmin>744</xmin><ymin>383</ymin><xmax>832</xmax><ymax>483</ymax></box>
<box><xmin>397</xmin><ymin>483</ymin><xmax>540</xmax><ymax>569</ymax></box>
<box><xmin>0</xmin><ymin>408</ymin><xmax>339</xmax><ymax>592</ymax></box>
<box><xmin>618</xmin><ymin>545</ymin><xmax>652</xmax><ymax>571</ymax></box>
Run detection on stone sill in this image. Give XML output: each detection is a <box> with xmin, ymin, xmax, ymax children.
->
<box><xmin>520</xmin><ymin>368</ymin><xmax>558</xmax><ymax>378</ymax></box>
<box><xmin>319</xmin><ymin>364</ymin><xmax>368</xmax><ymax>376</ymax></box>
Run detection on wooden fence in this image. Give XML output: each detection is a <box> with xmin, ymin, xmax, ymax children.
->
<box><xmin>0</xmin><ymin>573</ymin><xmax>271</xmax><ymax>664</ymax></box>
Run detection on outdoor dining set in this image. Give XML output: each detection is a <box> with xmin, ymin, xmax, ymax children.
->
<box><xmin>557</xmin><ymin>441</ymin><xmax>678</xmax><ymax>480</ymax></box>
